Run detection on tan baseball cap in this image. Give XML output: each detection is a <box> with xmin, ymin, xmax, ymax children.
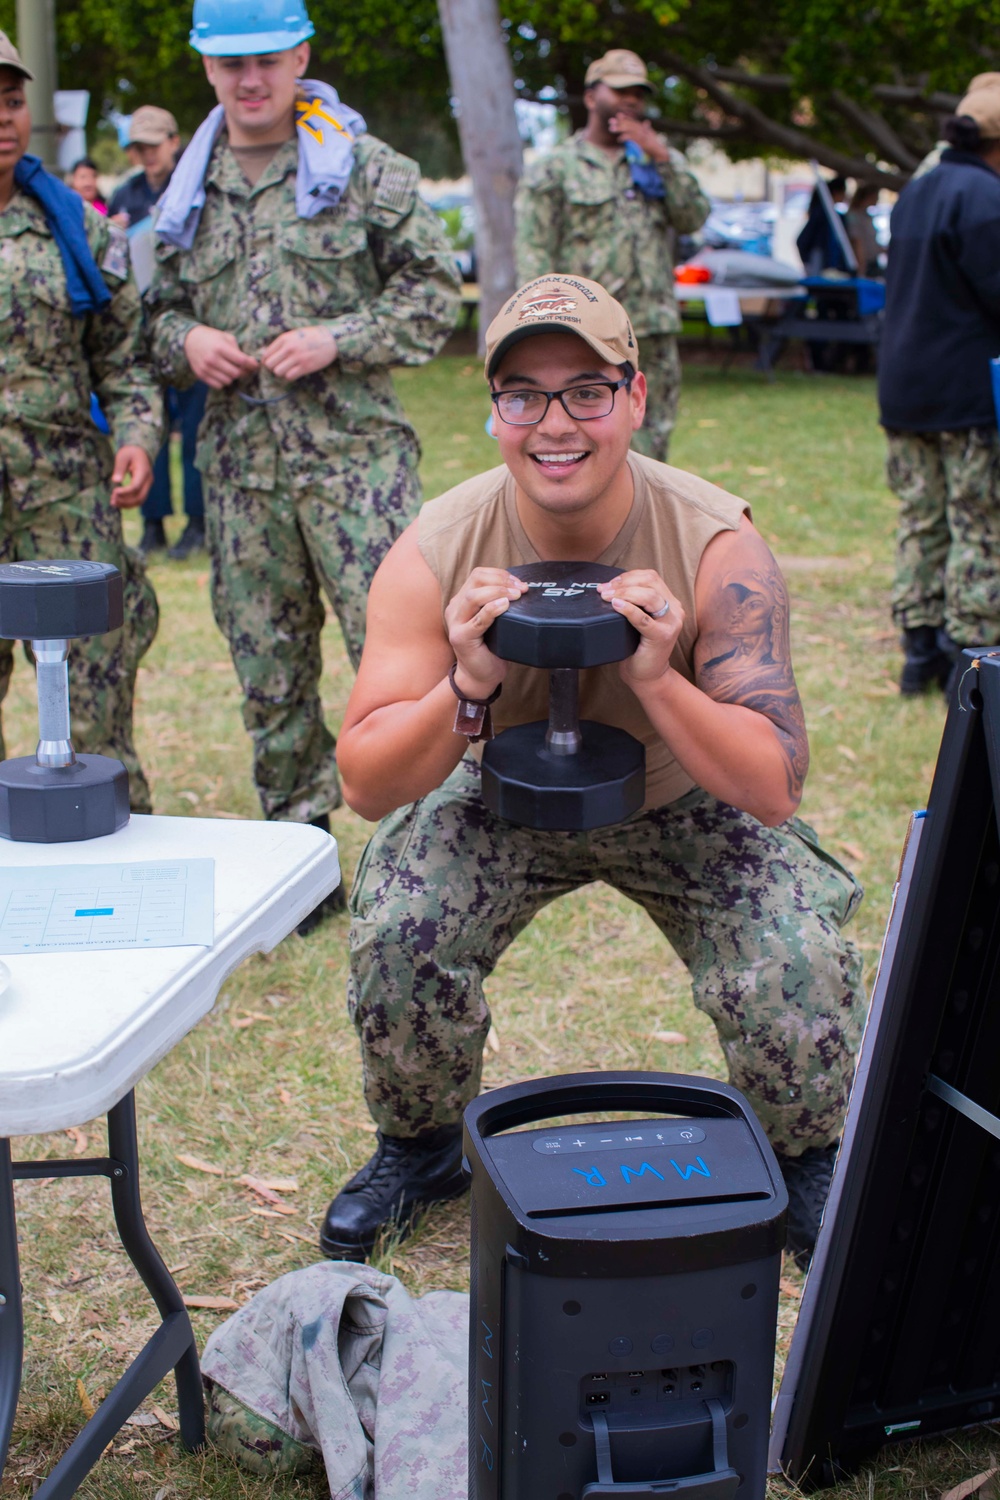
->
<box><xmin>584</xmin><ymin>49</ymin><xmax>651</xmax><ymax>92</ymax></box>
<box><xmin>0</xmin><ymin>31</ymin><xmax>33</xmax><ymax>81</ymax></box>
<box><xmin>485</xmin><ymin>276</ymin><xmax>639</xmax><ymax>379</ymax></box>
<box><xmin>956</xmin><ymin>84</ymin><xmax>1000</xmax><ymax>139</ymax></box>
<box><xmin>129</xmin><ymin>105</ymin><xmax>179</xmax><ymax>145</ymax></box>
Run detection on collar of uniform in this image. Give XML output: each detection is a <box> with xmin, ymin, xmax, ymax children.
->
<box><xmin>569</xmin><ymin>129</ymin><xmax>625</xmax><ymax>168</ymax></box>
<box><xmin>207</xmin><ymin>130</ymin><xmax>299</xmax><ymax>199</ymax></box>
<box><xmin>499</xmin><ymin>452</ymin><xmax>645</xmax><ymax>564</ymax></box>
<box><xmin>0</xmin><ymin>185</ymin><xmax>52</xmax><ymax>237</ymax></box>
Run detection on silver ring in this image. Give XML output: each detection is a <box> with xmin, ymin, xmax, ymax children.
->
<box><xmin>650</xmin><ymin>600</ymin><xmax>670</xmax><ymax>619</ymax></box>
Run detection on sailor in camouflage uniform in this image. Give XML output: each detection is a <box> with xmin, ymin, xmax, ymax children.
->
<box><xmin>0</xmin><ymin>34</ymin><xmax>162</xmax><ymax>810</ymax></box>
<box><xmin>515</xmin><ymin>49</ymin><xmax>710</xmax><ymax>462</ymax></box>
<box><xmin>321</xmin><ymin>277</ymin><xmax>865</xmax><ymax>1268</ymax></box>
<box><xmin>145</xmin><ymin>0</ymin><xmax>460</xmax><ymax>899</ymax></box>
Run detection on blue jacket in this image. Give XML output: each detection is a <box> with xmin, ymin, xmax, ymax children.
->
<box><xmin>879</xmin><ymin>150</ymin><xmax>1000</xmax><ymax>431</ymax></box>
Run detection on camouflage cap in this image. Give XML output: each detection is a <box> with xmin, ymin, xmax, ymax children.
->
<box><xmin>0</xmin><ymin>31</ymin><xmax>33</xmax><ymax>82</ymax></box>
<box><xmin>485</xmin><ymin>275</ymin><xmax>639</xmax><ymax>379</ymax></box>
<box><xmin>129</xmin><ymin>105</ymin><xmax>179</xmax><ymax>144</ymax></box>
<box><xmin>956</xmin><ymin>84</ymin><xmax>1000</xmax><ymax>139</ymax></box>
<box><xmin>584</xmin><ymin>49</ymin><xmax>651</xmax><ymax>92</ymax></box>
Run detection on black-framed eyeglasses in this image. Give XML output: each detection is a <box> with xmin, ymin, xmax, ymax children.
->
<box><xmin>490</xmin><ymin>377</ymin><xmax>631</xmax><ymax>426</ymax></box>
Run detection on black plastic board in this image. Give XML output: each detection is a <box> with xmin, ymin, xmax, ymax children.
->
<box><xmin>771</xmin><ymin>649</ymin><xmax>1000</xmax><ymax>1488</ymax></box>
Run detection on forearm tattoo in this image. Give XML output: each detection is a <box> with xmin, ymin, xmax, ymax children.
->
<box><xmin>698</xmin><ymin>562</ymin><xmax>808</xmax><ymax>802</ymax></box>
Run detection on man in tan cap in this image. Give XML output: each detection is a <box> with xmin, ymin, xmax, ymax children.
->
<box><xmin>0</xmin><ymin>30</ymin><xmax>163</xmax><ymax>808</ymax></box>
<box><xmin>108</xmin><ymin>106</ymin><xmax>181</xmax><ymax>229</ymax></box>
<box><xmin>912</xmin><ymin>71</ymin><xmax>1000</xmax><ymax>178</ymax></box>
<box><xmin>515</xmin><ymin>50</ymin><xmax>710</xmax><ymax>462</ymax></box>
<box><xmin>317</xmin><ymin>274</ymin><xmax>865</xmax><ymax>1269</ymax></box>
<box><xmin>881</xmin><ymin>83</ymin><xmax>1000</xmax><ymax>695</ymax></box>
<box><xmin>109</xmin><ymin>105</ymin><xmax>209</xmax><ymax>561</ymax></box>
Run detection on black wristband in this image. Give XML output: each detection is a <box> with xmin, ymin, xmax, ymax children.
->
<box><xmin>447</xmin><ymin>663</ymin><xmax>502</xmax><ymax>706</ymax></box>
<box><xmin>448</xmin><ymin>663</ymin><xmax>502</xmax><ymax>742</ymax></box>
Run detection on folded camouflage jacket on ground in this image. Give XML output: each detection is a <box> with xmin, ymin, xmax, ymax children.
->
<box><xmin>201</xmin><ymin>1261</ymin><xmax>468</xmax><ymax>1499</ymax></box>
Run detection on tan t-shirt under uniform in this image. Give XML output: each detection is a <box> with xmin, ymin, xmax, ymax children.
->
<box><xmin>417</xmin><ymin>452</ymin><xmax>750</xmax><ymax>811</ymax></box>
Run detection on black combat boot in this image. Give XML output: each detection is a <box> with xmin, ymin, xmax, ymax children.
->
<box><xmin>899</xmin><ymin>625</ymin><xmax>951</xmax><ymax>696</ymax></box>
<box><xmin>167</xmin><ymin>518</ymin><xmax>206</xmax><ymax>560</ymax></box>
<box><xmin>320</xmin><ymin>1124</ymin><xmax>467</xmax><ymax>1261</ymax></box>
<box><xmin>139</xmin><ymin>518</ymin><xmax>168</xmax><ymax>556</ymax></box>
<box><xmin>773</xmin><ymin>1142</ymin><xmax>839</xmax><ymax>1271</ymax></box>
<box><xmin>296</xmin><ymin>814</ymin><xmax>346</xmax><ymax>935</ymax></box>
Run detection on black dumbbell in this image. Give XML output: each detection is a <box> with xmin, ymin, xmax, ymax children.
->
<box><xmin>481</xmin><ymin>562</ymin><xmax>646</xmax><ymax>831</ymax></box>
<box><xmin>0</xmin><ymin>560</ymin><xmax>130</xmax><ymax>842</ymax></box>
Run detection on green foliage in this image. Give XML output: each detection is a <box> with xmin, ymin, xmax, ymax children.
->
<box><xmin>6</xmin><ymin>0</ymin><xmax>998</xmax><ymax>173</ymax></box>
<box><xmin>435</xmin><ymin>205</ymin><xmax>474</xmax><ymax>251</ymax></box>
<box><xmin>0</xmin><ymin>0</ymin><xmax>462</xmax><ymax>173</ymax></box>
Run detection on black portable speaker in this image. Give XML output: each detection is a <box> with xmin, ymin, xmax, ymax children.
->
<box><xmin>464</xmin><ymin>1072</ymin><xmax>787</xmax><ymax>1499</ymax></box>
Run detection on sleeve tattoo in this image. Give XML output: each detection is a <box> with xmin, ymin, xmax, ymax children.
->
<box><xmin>697</xmin><ymin>561</ymin><xmax>809</xmax><ymax>802</ymax></box>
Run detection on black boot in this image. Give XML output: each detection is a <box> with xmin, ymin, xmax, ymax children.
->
<box><xmin>296</xmin><ymin>815</ymin><xmax>346</xmax><ymax>935</ymax></box>
<box><xmin>320</xmin><ymin>1124</ymin><xmax>467</xmax><ymax>1261</ymax></box>
<box><xmin>138</xmin><ymin>518</ymin><xmax>168</xmax><ymax>556</ymax></box>
<box><xmin>167</xmin><ymin>518</ymin><xmax>206</xmax><ymax>560</ymax></box>
<box><xmin>899</xmin><ymin>625</ymin><xmax>951</xmax><ymax>696</ymax></box>
<box><xmin>773</xmin><ymin>1142</ymin><xmax>838</xmax><ymax>1271</ymax></box>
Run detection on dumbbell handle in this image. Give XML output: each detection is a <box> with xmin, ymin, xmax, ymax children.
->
<box><xmin>32</xmin><ymin>639</ymin><xmax>75</xmax><ymax>769</ymax></box>
<box><xmin>546</xmin><ymin>668</ymin><xmax>582</xmax><ymax>756</ymax></box>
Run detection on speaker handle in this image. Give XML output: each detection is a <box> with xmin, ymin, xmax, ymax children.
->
<box><xmin>465</xmin><ymin>1072</ymin><xmax>751</xmax><ymax>1144</ymax></box>
<box><xmin>582</xmin><ymin>1400</ymin><xmax>740</xmax><ymax>1498</ymax></box>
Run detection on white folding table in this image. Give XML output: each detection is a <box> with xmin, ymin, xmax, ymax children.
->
<box><xmin>0</xmin><ymin>814</ymin><xmax>341</xmax><ymax>1499</ymax></box>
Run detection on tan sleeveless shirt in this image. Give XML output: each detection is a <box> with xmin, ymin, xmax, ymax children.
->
<box><xmin>417</xmin><ymin>452</ymin><xmax>750</xmax><ymax>810</ymax></box>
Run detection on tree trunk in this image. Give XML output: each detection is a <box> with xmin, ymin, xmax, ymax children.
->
<box><xmin>17</xmin><ymin>0</ymin><xmax>59</xmax><ymax>169</ymax></box>
<box><xmin>437</xmin><ymin>0</ymin><xmax>523</xmax><ymax>352</ymax></box>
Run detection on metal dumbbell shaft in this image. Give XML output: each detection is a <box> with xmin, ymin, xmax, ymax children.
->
<box><xmin>32</xmin><ymin>638</ymin><xmax>75</xmax><ymax>768</ymax></box>
<box><xmin>546</xmin><ymin>668</ymin><xmax>582</xmax><ymax>756</ymax></box>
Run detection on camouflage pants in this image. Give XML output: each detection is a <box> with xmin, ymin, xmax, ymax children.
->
<box><xmin>0</xmin><ymin>483</ymin><xmax>158</xmax><ymax>812</ymax></box>
<box><xmin>887</xmin><ymin>427</ymin><xmax>1000</xmax><ymax>644</ymax></box>
<box><xmin>630</xmin><ymin>333</ymin><xmax>681</xmax><ymax>464</ymax></box>
<box><xmin>348</xmin><ymin>759</ymin><xmax>866</xmax><ymax>1155</ymax></box>
<box><xmin>204</xmin><ymin>444</ymin><xmax>420</xmax><ymax>823</ymax></box>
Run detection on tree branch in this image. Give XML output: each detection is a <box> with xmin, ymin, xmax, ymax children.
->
<box><xmin>656</xmin><ymin>48</ymin><xmax>908</xmax><ymax>187</ymax></box>
<box><xmin>657</xmin><ymin>117</ymin><xmax>750</xmax><ymax>141</ymax></box>
<box><xmin>871</xmin><ymin>84</ymin><xmax>960</xmax><ymax>111</ymax></box>
<box><xmin>706</xmin><ymin>66</ymin><xmax>794</xmax><ymax>92</ymax></box>
<box><xmin>830</xmin><ymin>89</ymin><xmax>920</xmax><ymax>171</ymax></box>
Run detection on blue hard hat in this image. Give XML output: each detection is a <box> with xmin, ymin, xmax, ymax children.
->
<box><xmin>190</xmin><ymin>0</ymin><xmax>315</xmax><ymax>55</ymax></box>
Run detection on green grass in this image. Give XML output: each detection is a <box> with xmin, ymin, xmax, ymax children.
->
<box><xmin>0</xmin><ymin>359</ymin><xmax>980</xmax><ymax>1499</ymax></box>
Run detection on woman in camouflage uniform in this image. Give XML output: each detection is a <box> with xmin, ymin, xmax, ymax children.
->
<box><xmin>0</xmin><ymin>33</ymin><xmax>163</xmax><ymax>808</ymax></box>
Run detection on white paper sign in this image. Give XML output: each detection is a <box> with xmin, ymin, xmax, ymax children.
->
<box><xmin>0</xmin><ymin>860</ymin><xmax>215</xmax><ymax>954</ymax></box>
<box><xmin>703</xmin><ymin>289</ymin><xmax>743</xmax><ymax>327</ymax></box>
